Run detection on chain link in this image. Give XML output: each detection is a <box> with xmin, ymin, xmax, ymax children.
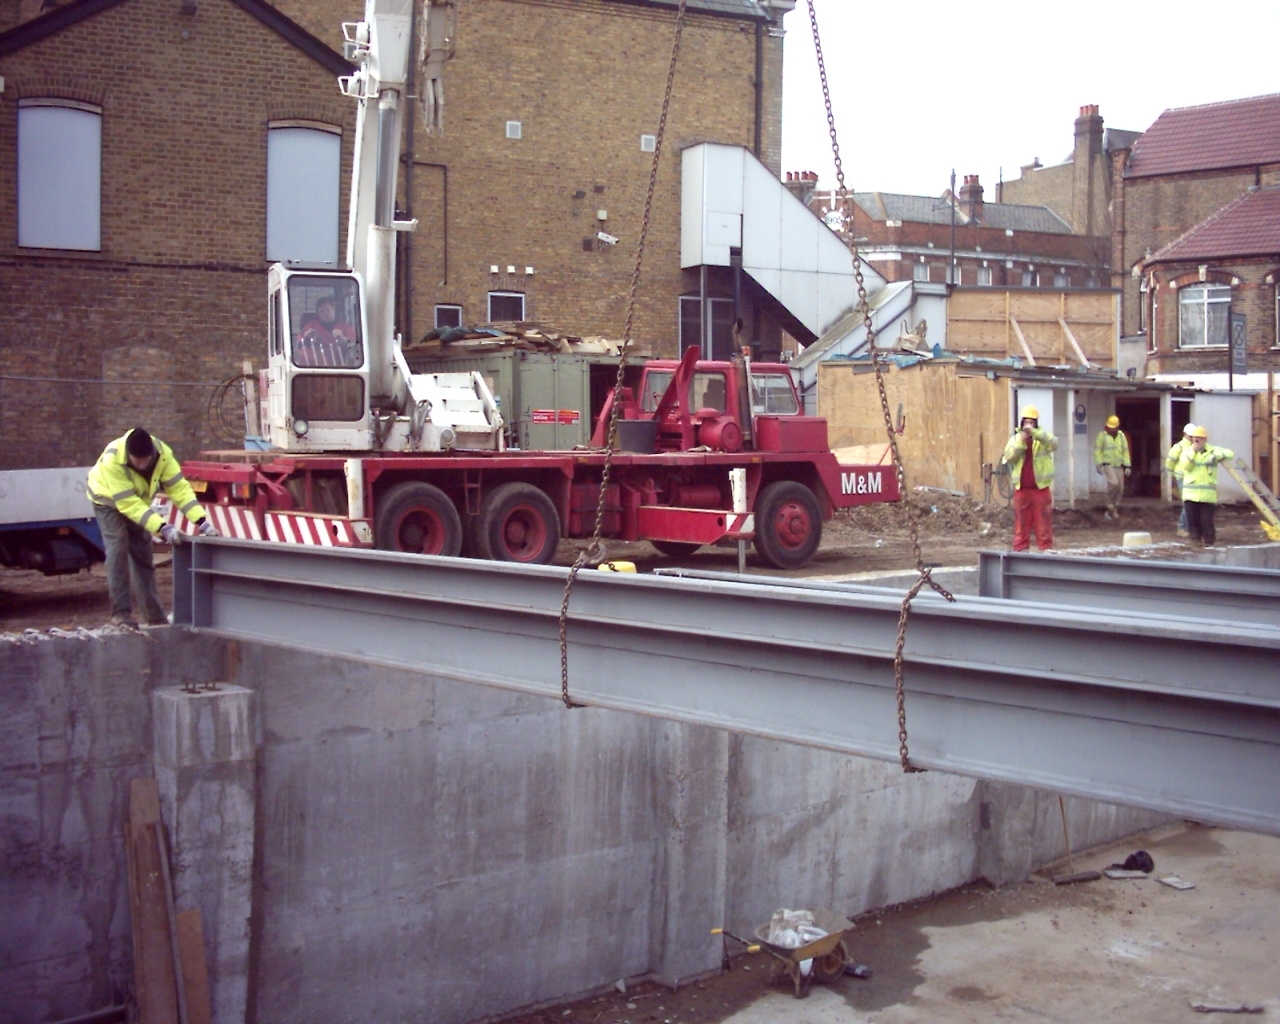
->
<box><xmin>558</xmin><ymin>0</ymin><xmax>689</xmax><ymax>709</ymax></box>
<box><xmin>806</xmin><ymin>0</ymin><xmax>954</xmax><ymax>772</ymax></box>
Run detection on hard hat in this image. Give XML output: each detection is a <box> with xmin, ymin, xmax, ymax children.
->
<box><xmin>1190</xmin><ymin>425</ymin><xmax>1208</xmax><ymax>438</ymax></box>
<box><xmin>1182</xmin><ymin>423</ymin><xmax>1196</xmax><ymax>436</ymax></box>
<box><xmin>1106</xmin><ymin>415</ymin><xmax>1120</xmax><ymax>428</ymax></box>
<box><xmin>1020</xmin><ymin>405</ymin><xmax>1039</xmax><ymax>421</ymax></box>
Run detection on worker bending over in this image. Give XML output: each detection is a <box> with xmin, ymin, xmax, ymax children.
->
<box><xmin>86</xmin><ymin>427</ymin><xmax>217</xmax><ymax>626</ymax></box>
<box><xmin>1176</xmin><ymin>426</ymin><xmax>1232</xmax><ymax>548</ymax></box>
<box><xmin>1093</xmin><ymin>414</ymin><xmax>1131</xmax><ymax>520</ymax></box>
<box><xmin>1002</xmin><ymin>405</ymin><xmax>1058</xmax><ymax>552</ymax></box>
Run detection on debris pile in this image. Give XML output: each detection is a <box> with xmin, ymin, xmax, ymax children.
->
<box><xmin>405</xmin><ymin>320</ymin><xmax>638</xmax><ymax>357</ymax></box>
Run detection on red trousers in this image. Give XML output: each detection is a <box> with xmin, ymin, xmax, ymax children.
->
<box><xmin>1012</xmin><ymin>486</ymin><xmax>1054</xmax><ymax>551</ymax></box>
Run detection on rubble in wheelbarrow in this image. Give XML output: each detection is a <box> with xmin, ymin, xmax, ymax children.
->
<box><xmin>765</xmin><ymin>908</ymin><xmax>828</xmax><ymax>948</ymax></box>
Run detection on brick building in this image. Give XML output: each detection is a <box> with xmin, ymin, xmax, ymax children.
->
<box><xmin>792</xmin><ymin>172</ymin><xmax>1108</xmax><ymax>289</ymax></box>
<box><xmin>0</xmin><ymin>0</ymin><xmax>793</xmax><ymax>469</ymax></box>
<box><xmin>1114</xmin><ymin>93</ymin><xmax>1280</xmax><ymax>375</ymax></box>
<box><xmin>997</xmin><ymin>104</ymin><xmax>1139</xmax><ymax>239</ymax></box>
<box><xmin>0</xmin><ymin>0</ymin><xmax>357</xmax><ymax>469</ymax></box>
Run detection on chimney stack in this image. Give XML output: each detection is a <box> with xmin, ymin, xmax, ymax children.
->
<box><xmin>783</xmin><ymin>170</ymin><xmax>819</xmax><ymax>206</ymax></box>
<box><xmin>1072</xmin><ymin>104</ymin><xmax>1105</xmax><ymax>234</ymax></box>
<box><xmin>958</xmin><ymin>174</ymin><xmax>984</xmax><ymax>223</ymax></box>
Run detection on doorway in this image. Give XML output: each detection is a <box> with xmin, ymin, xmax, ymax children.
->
<box><xmin>1114</xmin><ymin>397</ymin><xmax>1161</xmax><ymax>498</ymax></box>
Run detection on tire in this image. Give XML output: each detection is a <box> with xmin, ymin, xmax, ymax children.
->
<box><xmin>753</xmin><ymin>480</ymin><xmax>822</xmax><ymax>569</ymax></box>
<box><xmin>651</xmin><ymin>540</ymin><xmax>701</xmax><ymax>558</ymax></box>
<box><xmin>476</xmin><ymin>482</ymin><xmax>561</xmax><ymax>564</ymax></box>
<box><xmin>375</xmin><ymin>482</ymin><xmax>463</xmax><ymax>557</ymax></box>
<box><xmin>812</xmin><ymin>941</ymin><xmax>849</xmax><ymax>984</ymax></box>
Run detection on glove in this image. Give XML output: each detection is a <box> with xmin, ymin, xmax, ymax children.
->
<box><xmin>159</xmin><ymin>524</ymin><xmax>183</xmax><ymax>545</ymax></box>
<box><xmin>198</xmin><ymin>520</ymin><xmax>219</xmax><ymax>538</ymax></box>
<box><xmin>1124</xmin><ymin>468</ymin><xmax>1132</xmax><ymax>477</ymax></box>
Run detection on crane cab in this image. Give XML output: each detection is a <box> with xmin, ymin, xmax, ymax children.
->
<box><xmin>266</xmin><ymin>264</ymin><xmax>373</xmax><ymax>451</ymax></box>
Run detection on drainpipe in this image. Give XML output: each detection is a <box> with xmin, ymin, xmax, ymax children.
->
<box><xmin>402</xmin><ymin>4</ymin><xmax>418</xmax><ymax>345</ymax></box>
<box><xmin>753</xmin><ymin>22</ymin><xmax>763</xmax><ymax>159</ymax></box>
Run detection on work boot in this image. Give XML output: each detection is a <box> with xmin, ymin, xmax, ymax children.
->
<box><xmin>1202</xmin><ymin>540</ymin><xmax>1214</xmax><ymax>548</ymax></box>
<box><xmin>1176</xmin><ymin>528</ymin><xmax>1189</xmax><ymax>538</ymax></box>
<box><xmin>1103</xmin><ymin>511</ymin><xmax>1113</xmax><ymax>521</ymax></box>
<box><xmin>111</xmin><ymin>615</ymin><xmax>139</xmax><ymax>629</ymax></box>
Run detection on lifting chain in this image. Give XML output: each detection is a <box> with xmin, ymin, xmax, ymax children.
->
<box><xmin>557</xmin><ymin>0</ymin><xmax>690</xmax><ymax>709</ymax></box>
<box><xmin>806</xmin><ymin>0</ymin><xmax>954</xmax><ymax>771</ymax></box>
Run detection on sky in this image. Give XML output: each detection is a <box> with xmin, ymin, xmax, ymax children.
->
<box><xmin>781</xmin><ymin>1</ymin><xmax>1280</xmax><ymax>201</ymax></box>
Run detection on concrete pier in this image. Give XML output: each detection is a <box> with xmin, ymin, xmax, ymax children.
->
<box><xmin>153</xmin><ymin>684</ymin><xmax>255</xmax><ymax>1024</ymax></box>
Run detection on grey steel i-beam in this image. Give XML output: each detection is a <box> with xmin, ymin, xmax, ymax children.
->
<box><xmin>978</xmin><ymin>550</ymin><xmax>1280</xmax><ymax>626</ymax></box>
<box><xmin>172</xmin><ymin>540</ymin><xmax>1280</xmax><ymax>835</ymax></box>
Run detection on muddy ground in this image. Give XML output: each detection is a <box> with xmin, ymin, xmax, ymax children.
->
<box><xmin>0</xmin><ymin>496</ymin><xmax>1268</xmax><ymax>632</ymax></box>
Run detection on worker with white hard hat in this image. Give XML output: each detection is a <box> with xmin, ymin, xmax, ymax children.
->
<box><xmin>1001</xmin><ymin>404</ymin><xmax>1058</xmax><ymax>551</ymax></box>
<box><xmin>1165</xmin><ymin>423</ymin><xmax>1197</xmax><ymax>537</ymax></box>
<box><xmin>1176</xmin><ymin>425</ymin><xmax>1233</xmax><ymax>548</ymax></box>
<box><xmin>1094</xmin><ymin>414</ymin><xmax>1131</xmax><ymax>520</ymax></box>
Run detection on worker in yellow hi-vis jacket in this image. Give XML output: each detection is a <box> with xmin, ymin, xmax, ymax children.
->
<box><xmin>1176</xmin><ymin>426</ymin><xmax>1233</xmax><ymax>549</ymax></box>
<box><xmin>86</xmin><ymin>427</ymin><xmax>216</xmax><ymax>626</ymax></box>
<box><xmin>1093</xmin><ymin>415</ymin><xmax>1131</xmax><ymax>519</ymax></box>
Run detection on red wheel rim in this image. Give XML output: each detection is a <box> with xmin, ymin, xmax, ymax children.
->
<box><xmin>498</xmin><ymin>504</ymin><xmax>547</xmax><ymax>561</ymax></box>
<box><xmin>393</xmin><ymin>507</ymin><xmax>447</xmax><ymax>554</ymax></box>
<box><xmin>772</xmin><ymin>500</ymin><xmax>813</xmax><ymax>551</ymax></box>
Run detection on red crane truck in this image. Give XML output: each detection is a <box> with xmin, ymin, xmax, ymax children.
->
<box><xmin>174</xmin><ymin>0</ymin><xmax>898</xmax><ymax>568</ymax></box>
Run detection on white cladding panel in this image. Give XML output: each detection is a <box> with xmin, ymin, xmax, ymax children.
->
<box><xmin>0</xmin><ymin>468</ymin><xmax>93</xmax><ymax>524</ymax></box>
<box><xmin>681</xmin><ymin>142</ymin><xmax>885</xmax><ymax>337</ymax></box>
<box><xmin>680</xmin><ymin>144</ymin><xmax>706</xmax><ymax>268</ymax></box>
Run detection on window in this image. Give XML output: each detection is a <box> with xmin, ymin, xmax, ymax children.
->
<box><xmin>1053</xmin><ymin>273</ymin><xmax>1069</xmax><ymax>288</ymax></box>
<box><xmin>287</xmin><ymin>276</ymin><xmax>363</xmax><ymax>369</ymax></box>
<box><xmin>1021</xmin><ymin>270</ymin><xmax>1040</xmax><ymax>287</ymax></box>
<box><xmin>1138</xmin><ymin>280</ymin><xmax>1148</xmax><ymax>333</ymax></box>
<box><xmin>435</xmin><ymin>305</ymin><xmax>462</xmax><ymax>329</ymax></box>
<box><xmin>678</xmin><ymin>296</ymin><xmax>734</xmax><ymax>359</ymax></box>
<box><xmin>639</xmin><ymin>371</ymin><xmax>725</xmax><ymax>412</ymax></box>
<box><xmin>488</xmin><ymin>291</ymin><xmax>525</xmax><ymax>321</ymax></box>
<box><xmin>751</xmin><ymin>373</ymin><xmax>800</xmax><ymax>415</ymax></box>
<box><xmin>912</xmin><ymin>262</ymin><xmax>930</xmax><ymax>282</ymax></box>
<box><xmin>18</xmin><ymin>100</ymin><xmax>101</xmax><ymax>250</ymax></box>
<box><xmin>266</xmin><ymin>126</ymin><xmax>341</xmax><ymax>264</ymax></box>
<box><xmin>977</xmin><ymin>266</ymin><xmax>992</xmax><ymax>287</ymax></box>
<box><xmin>1178</xmin><ymin>284</ymin><xmax>1230</xmax><ymax>348</ymax></box>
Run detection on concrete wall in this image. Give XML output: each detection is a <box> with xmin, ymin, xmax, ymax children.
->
<box><xmin>1</xmin><ymin>629</ymin><xmax>1168</xmax><ymax>1024</ymax></box>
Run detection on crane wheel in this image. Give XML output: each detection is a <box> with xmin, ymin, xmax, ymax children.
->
<box><xmin>753</xmin><ymin>480</ymin><xmax>821</xmax><ymax>569</ymax></box>
<box><xmin>476</xmin><ymin>482</ymin><xmax>561</xmax><ymax>564</ymax></box>
<box><xmin>375</xmin><ymin>482</ymin><xmax>463</xmax><ymax>557</ymax></box>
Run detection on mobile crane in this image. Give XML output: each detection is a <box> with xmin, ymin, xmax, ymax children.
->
<box><xmin>177</xmin><ymin>0</ymin><xmax>898</xmax><ymax>569</ymax></box>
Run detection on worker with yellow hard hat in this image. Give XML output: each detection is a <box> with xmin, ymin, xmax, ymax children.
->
<box><xmin>1165</xmin><ymin>422</ymin><xmax>1197</xmax><ymax>536</ymax></box>
<box><xmin>1001</xmin><ymin>404</ymin><xmax>1058</xmax><ymax>551</ymax></box>
<box><xmin>1093</xmin><ymin>414</ymin><xmax>1131</xmax><ymax>520</ymax></box>
<box><xmin>1176</xmin><ymin>425</ymin><xmax>1233</xmax><ymax>548</ymax></box>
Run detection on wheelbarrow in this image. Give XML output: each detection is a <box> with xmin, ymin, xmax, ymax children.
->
<box><xmin>713</xmin><ymin>908</ymin><xmax>855</xmax><ymax>998</ymax></box>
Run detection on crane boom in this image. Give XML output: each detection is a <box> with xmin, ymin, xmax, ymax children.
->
<box><xmin>262</xmin><ymin>0</ymin><xmax>502</xmax><ymax>455</ymax></box>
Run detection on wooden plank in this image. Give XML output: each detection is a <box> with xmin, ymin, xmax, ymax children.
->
<box><xmin>128</xmin><ymin>779</ymin><xmax>180</xmax><ymax>1024</ymax></box>
<box><xmin>1008</xmin><ymin>317</ymin><xmax>1037</xmax><ymax>366</ymax></box>
<box><xmin>1058</xmin><ymin>317</ymin><xmax>1092</xmax><ymax>367</ymax></box>
<box><xmin>176</xmin><ymin>910</ymin><xmax>213</xmax><ymax>1024</ymax></box>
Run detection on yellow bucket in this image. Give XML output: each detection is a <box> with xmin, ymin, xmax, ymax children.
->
<box><xmin>596</xmin><ymin>560</ymin><xmax>637</xmax><ymax>573</ymax></box>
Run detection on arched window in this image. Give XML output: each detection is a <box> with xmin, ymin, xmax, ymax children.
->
<box><xmin>266</xmin><ymin>124</ymin><xmax>341</xmax><ymax>263</ymax></box>
<box><xmin>1178</xmin><ymin>283</ymin><xmax>1230</xmax><ymax>348</ymax></box>
<box><xmin>18</xmin><ymin>100</ymin><xmax>102</xmax><ymax>251</ymax></box>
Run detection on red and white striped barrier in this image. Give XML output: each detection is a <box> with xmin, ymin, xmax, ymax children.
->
<box><xmin>156</xmin><ymin>499</ymin><xmax>368</xmax><ymax>547</ymax></box>
<box><xmin>726</xmin><ymin>512</ymin><xmax>754</xmax><ymax>537</ymax></box>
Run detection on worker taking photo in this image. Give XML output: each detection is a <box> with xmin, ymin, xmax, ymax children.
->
<box><xmin>1001</xmin><ymin>405</ymin><xmax>1058</xmax><ymax>552</ymax></box>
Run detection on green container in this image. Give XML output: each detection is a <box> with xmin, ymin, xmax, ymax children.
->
<box><xmin>405</xmin><ymin>349</ymin><xmax>629</xmax><ymax>450</ymax></box>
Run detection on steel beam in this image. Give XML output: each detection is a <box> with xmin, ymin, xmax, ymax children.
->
<box><xmin>978</xmin><ymin>550</ymin><xmax>1280</xmax><ymax>626</ymax></box>
<box><xmin>173</xmin><ymin>540</ymin><xmax>1280</xmax><ymax>835</ymax></box>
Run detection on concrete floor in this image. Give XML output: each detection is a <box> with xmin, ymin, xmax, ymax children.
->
<box><xmin>720</xmin><ymin>823</ymin><xmax>1279</xmax><ymax>1022</ymax></box>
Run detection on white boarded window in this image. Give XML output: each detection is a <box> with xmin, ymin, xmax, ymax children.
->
<box><xmin>266</xmin><ymin>126</ymin><xmax>340</xmax><ymax>263</ymax></box>
<box><xmin>18</xmin><ymin>101</ymin><xmax>101</xmax><ymax>251</ymax></box>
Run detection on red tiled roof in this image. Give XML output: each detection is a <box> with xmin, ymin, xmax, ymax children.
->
<box><xmin>1126</xmin><ymin>93</ymin><xmax>1280</xmax><ymax>178</ymax></box>
<box><xmin>1146</xmin><ymin>186</ymin><xmax>1280</xmax><ymax>264</ymax></box>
